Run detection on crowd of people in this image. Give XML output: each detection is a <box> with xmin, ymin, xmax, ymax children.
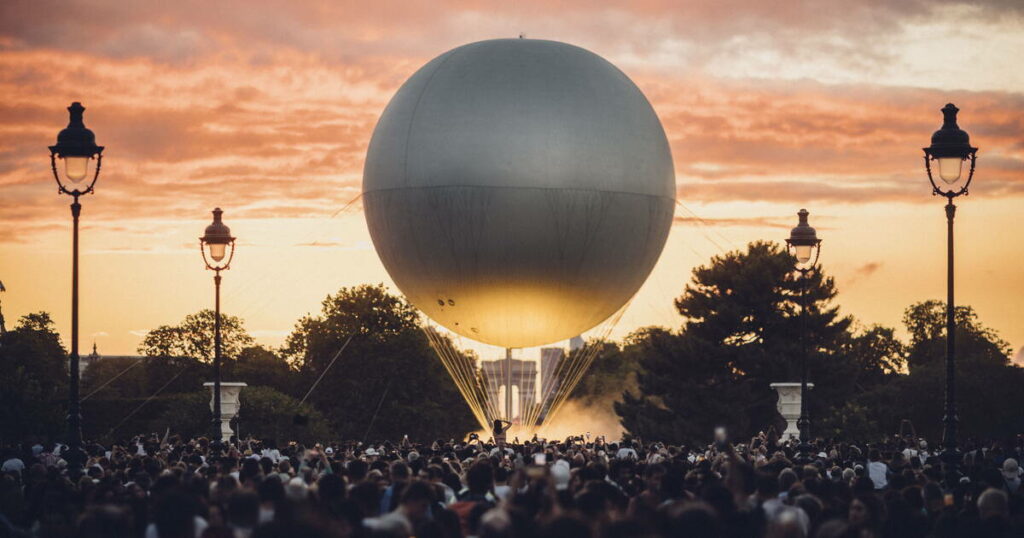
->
<box><xmin>2</xmin><ymin>428</ymin><xmax>1024</xmax><ymax>538</ymax></box>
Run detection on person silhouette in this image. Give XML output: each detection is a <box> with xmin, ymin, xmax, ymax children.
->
<box><xmin>492</xmin><ymin>419</ymin><xmax>512</xmax><ymax>444</ymax></box>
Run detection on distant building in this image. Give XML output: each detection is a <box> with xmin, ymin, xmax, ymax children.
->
<box><xmin>539</xmin><ymin>347</ymin><xmax>564</xmax><ymax>407</ymax></box>
<box><xmin>536</xmin><ymin>346</ymin><xmax>569</xmax><ymax>424</ymax></box>
<box><xmin>74</xmin><ymin>343</ymin><xmax>147</xmax><ymax>376</ymax></box>
<box><xmin>481</xmin><ymin>357</ymin><xmax>536</xmax><ymax>424</ymax></box>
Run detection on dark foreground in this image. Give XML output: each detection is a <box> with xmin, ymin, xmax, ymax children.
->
<box><xmin>1</xmin><ymin>433</ymin><xmax>1023</xmax><ymax>537</ymax></box>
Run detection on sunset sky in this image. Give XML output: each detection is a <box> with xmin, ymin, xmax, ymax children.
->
<box><xmin>1</xmin><ymin>0</ymin><xmax>1022</xmax><ymax>363</ymax></box>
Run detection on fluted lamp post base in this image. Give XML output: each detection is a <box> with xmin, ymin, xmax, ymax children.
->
<box><xmin>770</xmin><ymin>382</ymin><xmax>814</xmax><ymax>441</ymax></box>
<box><xmin>204</xmin><ymin>382</ymin><xmax>247</xmax><ymax>441</ymax></box>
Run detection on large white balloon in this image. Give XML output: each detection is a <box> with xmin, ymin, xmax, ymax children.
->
<box><xmin>363</xmin><ymin>38</ymin><xmax>675</xmax><ymax>348</ymax></box>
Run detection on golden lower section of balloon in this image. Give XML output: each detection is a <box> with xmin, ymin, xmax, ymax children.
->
<box><xmin>364</xmin><ymin>186</ymin><xmax>674</xmax><ymax>348</ymax></box>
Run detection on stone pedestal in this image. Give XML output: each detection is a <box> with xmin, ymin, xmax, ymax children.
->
<box><xmin>770</xmin><ymin>382</ymin><xmax>814</xmax><ymax>440</ymax></box>
<box><xmin>203</xmin><ymin>382</ymin><xmax>247</xmax><ymax>440</ymax></box>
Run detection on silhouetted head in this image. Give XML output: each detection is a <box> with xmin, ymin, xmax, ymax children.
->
<box><xmin>978</xmin><ymin>488</ymin><xmax>1009</xmax><ymax>520</ymax></box>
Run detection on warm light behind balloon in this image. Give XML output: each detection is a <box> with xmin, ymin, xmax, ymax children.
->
<box><xmin>421</xmin><ymin>303</ymin><xmax>630</xmax><ymax>435</ymax></box>
<box><xmin>365</xmin><ymin>187</ymin><xmax>671</xmax><ymax>348</ymax></box>
<box><xmin>363</xmin><ymin>38</ymin><xmax>675</xmax><ymax>349</ymax></box>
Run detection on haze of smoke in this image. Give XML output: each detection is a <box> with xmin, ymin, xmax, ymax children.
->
<box><xmin>539</xmin><ymin>394</ymin><xmax>626</xmax><ymax>441</ymax></box>
<box><xmin>463</xmin><ymin>394</ymin><xmax>627</xmax><ymax>443</ymax></box>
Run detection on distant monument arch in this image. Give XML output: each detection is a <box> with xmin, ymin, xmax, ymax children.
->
<box><xmin>481</xmin><ymin>358</ymin><xmax>536</xmax><ymax>424</ymax></box>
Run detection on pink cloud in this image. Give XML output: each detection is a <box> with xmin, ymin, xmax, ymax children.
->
<box><xmin>1</xmin><ymin>1</ymin><xmax>1022</xmax><ymax>245</ymax></box>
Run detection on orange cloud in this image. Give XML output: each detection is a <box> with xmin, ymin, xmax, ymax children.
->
<box><xmin>3</xmin><ymin>0</ymin><xmax>1023</xmax><ymax>358</ymax></box>
<box><xmin>672</xmin><ymin>215</ymin><xmax>795</xmax><ymax>229</ymax></box>
<box><xmin>1</xmin><ymin>1</ymin><xmax>1022</xmax><ymax>245</ymax></box>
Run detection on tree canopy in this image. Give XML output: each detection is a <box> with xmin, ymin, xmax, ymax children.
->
<box><xmin>285</xmin><ymin>284</ymin><xmax>478</xmax><ymax>440</ymax></box>
<box><xmin>6</xmin><ymin>246</ymin><xmax>1022</xmax><ymax>446</ymax></box>
<box><xmin>612</xmin><ymin>241</ymin><xmax>1024</xmax><ymax>445</ymax></box>
<box><xmin>903</xmin><ymin>300</ymin><xmax>1012</xmax><ymax>371</ymax></box>
<box><xmin>616</xmin><ymin>241</ymin><xmax>855</xmax><ymax>443</ymax></box>
<box><xmin>879</xmin><ymin>301</ymin><xmax>1024</xmax><ymax>440</ymax></box>
<box><xmin>137</xmin><ymin>309</ymin><xmax>254</xmax><ymax>362</ymax></box>
<box><xmin>0</xmin><ymin>313</ymin><xmax>69</xmax><ymax>442</ymax></box>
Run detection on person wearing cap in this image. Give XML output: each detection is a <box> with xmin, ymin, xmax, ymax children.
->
<box><xmin>0</xmin><ymin>449</ymin><xmax>25</xmax><ymax>476</ymax></box>
<box><xmin>917</xmin><ymin>440</ymin><xmax>931</xmax><ymax>464</ymax></box>
<box><xmin>1002</xmin><ymin>458</ymin><xmax>1021</xmax><ymax>493</ymax></box>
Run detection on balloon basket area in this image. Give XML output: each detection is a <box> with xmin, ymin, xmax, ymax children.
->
<box><xmin>419</xmin><ymin>304</ymin><xmax>628</xmax><ymax>437</ymax></box>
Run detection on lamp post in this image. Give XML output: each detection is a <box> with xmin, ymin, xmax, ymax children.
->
<box><xmin>49</xmin><ymin>102</ymin><xmax>104</xmax><ymax>476</ymax></box>
<box><xmin>200</xmin><ymin>208</ymin><xmax>236</xmax><ymax>445</ymax></box>
<box><xmin>786</xmin><ymin>209</ymin><xmax>821</xmax><ymax>458</ymax></box>
<box><xmin>923</xmin><ymin>103</ymin><xmax>977</xmax><ymax>472</ymax></box>
<box><xmin>0</xmin><ymin>280</ymin><xmax>6</xmax><ymax>337</ymax></box>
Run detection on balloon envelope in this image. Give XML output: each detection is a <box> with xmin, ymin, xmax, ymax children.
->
<box><xmin>363</xmin><ymin>38</ymin><xmax>675</xmax><ymax>348</ymax></box>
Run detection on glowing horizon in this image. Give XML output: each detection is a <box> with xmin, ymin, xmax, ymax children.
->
<box><xmin>1</xmin><ymin>0</ymin><xmax>1022</xmax><ymax>363</ymax></box>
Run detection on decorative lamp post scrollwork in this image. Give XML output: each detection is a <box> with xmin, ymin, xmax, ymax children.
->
<box><xmin>200</xmin><ymin>208</ymin><xmax>236</xmax><ymax>445</ymax></box>
<box><xmin>786</xmin><ymin>208</ymin><xmax>821</xmax><ymax>459</ymax></box>
<box><xmin>923</xmin><ymin>103</ymin><xmax>978</xmax><ymax>474</ymax></box>
<box><xmin>49</xmin><ymin>102</ymin><xmax>104</xmax><ymax>476</ymax></box>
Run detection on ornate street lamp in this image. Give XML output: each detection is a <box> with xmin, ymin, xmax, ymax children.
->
<box><xmin>0</xmin><ymin>280</ymin><xmax>6</xmax><ymax>338</ymax></box>
<box><xmin>0</xmin><ymin>280</ymin><xmax>6</xmax><ymax>337</ymax></box>
<box><xmin>49</xmin><ymin>102</ymin><xmax>104</xmax><ymax>476</ymax></box>
<box><xmin>200</xmin><ymin>208</ymin><xmax>235</xmax><ymax>444</ymax></box>
<box><xmin>923</xmin><ymin>103</ymin><xmax>978</xmax><ymax>472</ymax></box>
<box><xmin>786</xmin><ymin>209</ymin><xmax>821</xmax><ymax>458</ymax></box>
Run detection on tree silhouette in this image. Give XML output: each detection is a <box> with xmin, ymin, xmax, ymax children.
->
<box><xmin>0</xmin><ymin>313</ymin><xmax>68</xmax><ymax>441</ymax></box>
<box><xmin>138</xmin><ymin>309</ymin><xmax>255</xmax><ymax>363</ymax></box>
<box><xmin>285</xmin><ymin>284</ymin><xmax>477</xmax><ymax>440</ymax></box>
<box><xmin>616</xmin><ymin>241</ymin><xmax>853</xmax><ymax>443</ymax></box>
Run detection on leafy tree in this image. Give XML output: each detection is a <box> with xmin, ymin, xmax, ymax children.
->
<box><xmin>138</xmin><ymin>309</ymin><xmax>255</xmax><ymax>363</ymax></box>
<box><xmin>616</xmin><ymin>327</ymin><xmax>763</xmax><ymax>443</ymax></box>
<box><xmin>79</xmin><ymin>354</ymin><xmax>210</xmax><ymax>443</ymax></box>
<box><xmin>844</xmin><ymin>325</ymin><xmax>907</xmax><ymax>379</ymax></box>
<box><xmin>225</xmin><ymin>346</ymin><xmax>299</xmax><ymax>398</ymax></box>
<box><xmin>568</xmin><ymin>341</ymin><xmax>639</xmax><ymax>406</ymax></box>
<box><xmin>817</xmin><ymin>401</ymin><xmax>885</xmax><ymax>442</ymax></box>
<box><xmin>16</xmin><ymin>312</ymin><xmax>60</xmax><ymax>333</ymax></box>
<box><xmin>812</xmin><ymin>325</ymin><xmax>907</xmax><ymax>440</ymax></box>
<box><xmin>560</xmin><ymin>339</ymin><xmax>644</xmax><ymax>432</ymax></box>
<box><xmin>140</xmin><ymin>355</ymin><xmax>209</xmax><ymax>398</ymax></box>
<box><xmin>82</xmin><ymin>356</ymin><xmax>145</xmax><ymax>400</ymax></box>
<box><xmin>89</xmin><ymin>344</ymin><xmax>294</xmax><ymax>407</ymax></box>
<box><xmin>903</xmin><ymin>300</ymin><xmax>1012</xmax><ymax>371</ymax></box>
<box><xmin>235</xmin><ymin>386</ymin><xmax>333</xmax><ymax>444</ymax></box>
<box><xmin>886</xmin><ymin>301</ymin><xmax>1024</xmax><ymax>440</ymax></box>
<box><xmin>616</xmin><ymin>241</ymin><xmax>855</xmax><ymax>444</ymax></box>
<box><xmin>82</xmin><ymin>354</ymin><xmax>209</xmax><ymax>404</ymax></box>
<box><xmin>285</xmin><ymin>284</ymin><xmax>477</xmax><ymax>440</ymax></box>
<box><xmin>0</xmin><ymin>313</ymin><xmax>69</xmax><ymax>442</ymax></box>
<box><xmin>146</xmin><ymin>391</ymin><xmax>210</xmax><ymax>440</ymax></box>
<box><xmin>139</xmin><ymin>387</ymin><xmax>333</xmax><ymax>444</ymax></box>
